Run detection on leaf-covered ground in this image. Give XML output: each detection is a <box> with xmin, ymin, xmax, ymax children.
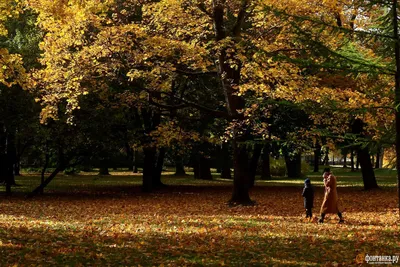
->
<box><xmin>0</xmin><ymin>171</ymin><xmax>399</xmax><ymax>266</ymax></box>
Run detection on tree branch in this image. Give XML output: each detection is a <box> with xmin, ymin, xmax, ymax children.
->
<box><xmin>233</xmin><ymin>0</ymin><xmax>250</xmax><ymax>37</ymax></box>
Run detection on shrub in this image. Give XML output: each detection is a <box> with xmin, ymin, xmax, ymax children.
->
<box><xmin>270</xmin><ymin>158</ymin><xmax>286</xmax><ymax>176</ymax></box>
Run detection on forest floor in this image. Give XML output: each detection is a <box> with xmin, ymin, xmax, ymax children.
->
<box><xmin>0</xmin><ymin>168</ymin><xmax>399</xmax><ymax>266</ymax></box>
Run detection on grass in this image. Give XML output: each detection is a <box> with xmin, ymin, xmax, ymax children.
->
<box><xmin>0</xmin><ymin>168</ymin><xmax>399</xmax><ymax>266</ymax></box>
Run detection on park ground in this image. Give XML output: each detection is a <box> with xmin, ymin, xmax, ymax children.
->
<box><xmin>0</xmin><ymin>168</ymin><xmax>399</xmax><ymax>266</ymax></box>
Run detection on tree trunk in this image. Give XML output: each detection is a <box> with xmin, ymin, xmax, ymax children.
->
<box><xmin>174</xmin><ymin>155</ymin><xmax>186</xmax><ymax>176</ymax></box>
<box><xmin>358</xmin><ymin>148</ymin><xmax>378</xmax><ymax>190</ymax></box>
<box><xmin>229</xmin><ymin>143</ymin><xmax>253</xmax><ymax>205</ymax></box>
<box><xmin>213</xmin><ymin>1</ymin><xmax>253</xmax><ymax>205</ymax></box>
<box><xmin>285</xmin><ymin>153</ymin><xmax>302</xmax><ymax>178</ymax></box>
<box><xmin>356</xmin><ymin>155</ymin><xmax>360</xmax><ymax>171</ymax></box>
<box><xmin>248</xmin><ymin>144</ymin><xmax>262</xmax><ymax>187</ymax></box>
<box><xmin>261</xmin><ymin>144</ymin><xmax>271</xmax><ymax>180</ymax></box>
<box><xmin>322</xmin><ymin>148</ymin><xmax>329</xmax><ymax>165</ymax></box>
<box><xmin>313</xmin><ymin>144</ymin><xmax>320</xmax><ymax>172</ymax></box>
<box><xmin>375</xmin><ymin>147</ymin><xmax>381</xmax><ymax>169</ymax></box>
<box><xmin>27</xmin><ymin>165</ymin><xmax>64</xmax><ymax>198</ymax></box>
<box><xmin>5</xmin><ymin>131</ymin><xmax>17</xmax><ymax>194</ymax></box>
<box><xmin>153</xmin><ymin>148</ymin><xmax>166</xmax><ymax>188</ymax></box>
<box><xmin>199</xmin><ymin>155</ymin><xmax>212</xmax><ymax>180</ymax></box>
<box><xmin>350</xmin><ymin>149</ymin><xmax>355</xmax><ymax>172</ymax></box>
<box><xmin>14</xmin><ymin>160</ymin><xmax>21</xmax><ymax>176</ymax></box>
<box><xmin>98</xmin><ymin>157</ymin><xmax>110</xmax><ymax>175</ymax></box>
<box><xmin>40</xmin><ymin>153</ymin><xmax>50</xmax><ymax>195</ymax></box>
<box><xmin>142</xmin><ymin>147</ymin><xmax>157</xmax><ymax>192</ymax></box>
<box><xmin>220</xmin><ymin>143</ymin><xmax>232</xmax><ymax>179</ymax></box>
<box><xmin>133</xmin><ymin>149</ymin><xmax>139</xmax><ymax>173</ymax></box>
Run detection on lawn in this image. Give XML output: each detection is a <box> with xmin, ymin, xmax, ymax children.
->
<box><xmin>0</xmin><ymin>169</ymin><xmax>399</xmax><ymax>266</ymax></box>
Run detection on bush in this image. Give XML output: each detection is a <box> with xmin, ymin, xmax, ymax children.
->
<box><xmin>64</xmin><ymin>167</ymin><xmax>80</xmax><ymax>175</ymax></box>
<box><xmin>300</xmin><ymin>161</ymin><xmax>310</xmax><ymax>177</ymax></box>
<box><xmin>270</xmin><ymin>158</ymin><xmax>286</xmax><ymax>176</ymax></box>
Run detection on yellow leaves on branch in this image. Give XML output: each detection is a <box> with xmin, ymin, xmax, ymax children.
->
<box><xmin>149</xmin><ymin>121</ymin><xmax>200</xmax><ymax>149</ymax></box>
<box><xmin>0</xmin><ymin>49</ymin><xmax>26</xmax><ymax>88</ymax></box>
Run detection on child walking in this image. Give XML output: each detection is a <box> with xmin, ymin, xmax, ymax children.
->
<box><xmin>302</xmin><ymin>178</ymin><xmax>314</xmax><ymax>219</ymax></box>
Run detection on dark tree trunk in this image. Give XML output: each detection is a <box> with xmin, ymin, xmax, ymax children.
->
<box><xmin>261</xmin><ymin>144</ymin><xmax>271</xmax><ymax>180</ymax></box>
<box><xmin>142</xmin><ymin>147</ymin><xmax>157</xmax><ymax>192</ymax></box>
<box><xmin>199</xmin><ymin>155</ymin><xmax>212</xmax><ymax>180</ymax></box>
<box><xmin>313</xmin><ymin>144</ymin><xmax>321</xmax><ymax>172</ymax></box>
<box><xmin>213</xmin><ymin>1</ymin><xmax>253</xmax><ymax>205</ymax></box>
<box><xmin>99</xmin><ymin>166</ymin><xmax>110</xmax><ymax>175</ymax></box>
<box><xmin>174</xmin><ymin>155</ymin><xmax>186</xmax><ymax>176</ymax></box>
<box><xmin>27</xmin><ymin>165</ymin><xmax>64</xmax><ymax>198</ymax></box>
<box><xmin>133</xmin><ymin>149</ymin><xmax>139</xmax><ymax>173</ymax></box>
<box><xmin>285</xmin><ymin>153</ymin><xmax>301</xmax><ymax>178</ymax></box>
<box><xmin>352</xmin><ymin>118</ymin><xmax>378</xmax><ymax>189</ymax></box>
<box><xmin>220</xmin><ymin>143</ymin><xmax>232</xmax><ymax>179</ymax></box>
<box><xmin>229</xmin><ymin>143</ymin><xmax>253</xmax><ymax>205</ymax></box>
<box><xmin>356</xmin><ymin>157</ymin><xmax>360</xmax><ymax>171</ymax></box>
<box><xmin>98</xmin><ymin>159</ymin><xmax>110</xmax><ymax>175</ymax></box>
<box><xmin>153</xmin><ymin>148</ymin><xmax>166</xmax><ymax>188</ymax></box>
<box><xmin>358</xmin><ymin>148</ymin><xmax>379</xmax><ymax>190</ymax></box>
<box><xmin>40</xmin><ymin>153</ymin><xmax>50</xmax><ymax>195</ymax></box>
<box><xmin>14</xmin><ymin>160</ymin><xmax>20</xmax><ymax>176</ymax></box>
<box><xmin>127</xmin><ymin>146</ymin><xmax>133</xmax><ymax>171</ymax></box>
<box><xmin>5</xmin><ymin>131</ymin><xmax>17</xmax><ymax>194</ymax></box>
<box><xmin>350</xmin><ymin>149</ymin><xmax>355</xmax><ymax>172</ymax></box>
<box><xmin>322</xmin><ymin>149</ymin><xmax>329</xmax><ymax>165</ymax></box>
<box><xmin>375</xmin><ymin>147</ymin><xmax>381</xmax><ymax>169</ymax></box>
<box><xmin>248</xmin><ymin>144</ymin><xmax>262</xmax><ymax>187</ymax></box>
<box><xmin>343</xmin><ymin>153</ymin><xmax>347</xmax><ymax>168</ymax></box>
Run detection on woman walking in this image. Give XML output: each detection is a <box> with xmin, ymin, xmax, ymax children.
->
<box><xmin>319</xmin><ymin>168</ymin><xmax>344</xmax><ymax>223</ymax></box>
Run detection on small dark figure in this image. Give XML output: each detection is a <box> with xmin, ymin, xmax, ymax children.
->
<box><xmin>302</xmin><ymin>178</ymin><xmax>314</xmax><ymax>219</ymax></box>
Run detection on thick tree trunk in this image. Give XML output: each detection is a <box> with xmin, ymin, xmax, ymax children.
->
<box><xmin>285</xmin><ymin>153</ymin><xmax>302</xmax><ymax>178</ymax></box>
<box><xmin>98</xmin><ymin>158</ymin><xmax>110</xmax><ymax>175</ymax></box>
<box><xmin>142</xmin><ymin>147</ymin><xmax>157</xmax><ymax>192</ymax></box>
<box><xmin>199</xmin><ymin>155</ymin><xmax>212</xmax><ymax>180</ymax></box>
<box><xmin>220</xmin><ymin>143</ymin><xmax>232</xmax><ymax>179</ymax></box>
<box><xmin>261</xmin><ymin>144</ymin><xmax>271</xmax><ymax>180</ymax></box>
<box><xmin>174</xmin><ymin>155</ymin><xmax>186</xmax><ymax>176</ymax></box>
<box><xmin>358</xmin><ymin>148</ymin><xmax>379</xmax><ymax>190</ymax></box>
<box><xmin>229</xmin><ymin>143</ymin><xmax>253</xmax><ymax>205</ymax></box>
<box><xmin>350</xmin><ymin>149</ymin><xmax>355</xmax><ymax>172</ymax></box>
<box><xmin>248</xmin><ymin>144</ymin><xmax>262</xmax><ymax>187</ymax></box>
<box><xmin>213</xmin><ymin>0</ymin><xmax>253</xmax><ymax>205</ymax></box>
<box><xmin>153</xmin><ymin>148</ymin><xmax>166</xmax><ymax>188</ymax></box>
<box><xmin>313</xmin><ymin>144</ymin><xmax>320</xmax><ymax>172</ymax></box>
<box><xmin>99</xmin><ymin>166</ymin><xmax>110</xmax><ymax>175</ymax></box>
